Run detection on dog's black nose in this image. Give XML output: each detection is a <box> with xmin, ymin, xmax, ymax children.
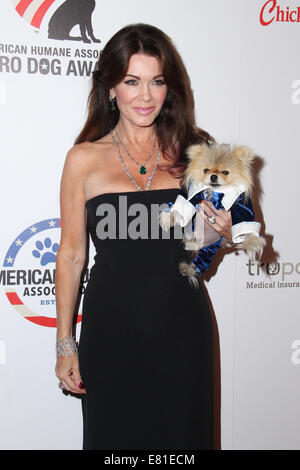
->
<box><xmin>210</xmin><ymin>174</ymin><xmax>218</xmax><ymax>183</ymax></box>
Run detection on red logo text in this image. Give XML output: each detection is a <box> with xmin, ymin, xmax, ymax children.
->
<box><xmin>260</xmin><ymin>0</ymin><xmax>300</xmax><ymax>25</ymax></box>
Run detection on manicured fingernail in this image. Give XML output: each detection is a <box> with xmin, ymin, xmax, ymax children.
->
<box><xmin>78</xmin><ymin>382</ymin><xmax>84</xmax><ymax>389</ymax></box>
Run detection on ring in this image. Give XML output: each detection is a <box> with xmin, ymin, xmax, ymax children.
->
<box><xmin>208</xmin><ymin>215</ymin><xmax>216</xmax><ymax>224</ymax></box>
<box><xmin>58</xmin><ymin>382</ymin><xmax>64</xmax><ymax>390</ymax></box>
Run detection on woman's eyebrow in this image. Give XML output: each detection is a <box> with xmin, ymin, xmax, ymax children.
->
<box><xmin>124</xmin><ymin>74</ymin><xmax>164</xmax><ymax>79</ymax></box>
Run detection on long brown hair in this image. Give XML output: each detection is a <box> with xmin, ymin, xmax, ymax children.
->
<box><xmin>75</xmin><ymin>23</ymin><xmax>215</xmax><ymax>178</ymax></box>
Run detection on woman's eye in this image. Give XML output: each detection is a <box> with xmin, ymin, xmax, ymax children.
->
<box><xmin>124</xmin><ymin>79</ymin><xmax>137</xmax><ymax>85</ymax></box>
<box><xmin>153</xmin><ymin>79</ymin><xmax>165</xmax><ymax>86</ymax></box>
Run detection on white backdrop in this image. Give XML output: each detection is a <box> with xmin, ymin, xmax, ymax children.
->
<box><xmin>0</xmin><ymin>0</ymin><xmax>299</xmax><ymax>450</ymax></box>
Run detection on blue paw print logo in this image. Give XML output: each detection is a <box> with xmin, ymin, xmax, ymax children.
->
<box><xmin>32</xmin><ymin>237</ymin><xmax>59</xmax><ymax>266</ymax></box>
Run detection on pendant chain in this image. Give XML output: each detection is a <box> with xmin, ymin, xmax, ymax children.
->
<box><xmin>110</xmin><ymin>130</ymin><xmax>161</xmax><ymax>191</ymax></box>
<box><xmin>114</xmin><ymin>129</ymin><xmax>157</xmax><ymax>174</ymax></box>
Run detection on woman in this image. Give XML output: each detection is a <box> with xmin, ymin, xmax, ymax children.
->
<box><xmin>55</xmin><ymin>23</ymin><xmax>232</xmax><ymax>450</ymax></box>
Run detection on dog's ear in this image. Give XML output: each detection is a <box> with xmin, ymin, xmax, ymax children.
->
<box><xmin>232</xmin><ymin>145</ymin><xmax>255</xmax><ymax>164</ymax></box>
<box><xmin>186</xmin><ymin>143</ymin><xmax>209</xmax><ymax>161</ymax></box>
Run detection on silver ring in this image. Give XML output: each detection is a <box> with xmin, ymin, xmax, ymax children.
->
<box><xmin>208</xmin><ymin>215</ymin><xmax>216</xmax><ymax>224</ymax></box>
<box><xmin>58</xmin><ymin>382</ymin><xmax>64</xmax><ymax>390</ymax></box>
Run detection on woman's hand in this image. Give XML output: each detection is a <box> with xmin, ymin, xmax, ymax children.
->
<box><xmin>199</xmin><ymin>200</ymin><xmax>233</xmax><ymax>242</ymax></box>
<box><xmin>55</xmin><ymin>354</ymin><xmax>86</xmax><ymax>395</ymax></box>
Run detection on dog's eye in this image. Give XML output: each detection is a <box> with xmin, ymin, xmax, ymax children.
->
<box><xmin>203</xmin><ymin>168</ymin><xmax>210</xmax><ymax>174</ymax></box>
<box><xmin>221</xmin><ymin>170</ymin><xmax>229</xmax><ymax>175</ymax></box>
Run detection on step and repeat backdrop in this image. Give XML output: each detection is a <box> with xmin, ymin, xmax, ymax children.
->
<box><xmin>0</xmin><ymin>0</ymin><xmax>299</xmax><ymax>450</ymax></box>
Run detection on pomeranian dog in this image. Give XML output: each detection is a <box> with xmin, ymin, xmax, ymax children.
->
<box><xmin>159</xmin><ymin>142</ymin><xmax>266</xmax><ymax>287</ymax></box>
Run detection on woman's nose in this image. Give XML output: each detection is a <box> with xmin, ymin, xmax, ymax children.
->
<box><xmin>139</xmin><ymin>84</ymin><xmax>152</xmax><ymax>101</ymax></box>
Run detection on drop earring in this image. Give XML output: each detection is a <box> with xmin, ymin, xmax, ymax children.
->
<box><xmin>110</xmin><ymin>95</ymin><xmax>116</xmax><ymax>111</ymax></box>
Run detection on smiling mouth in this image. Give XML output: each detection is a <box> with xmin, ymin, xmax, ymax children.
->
<box><xmin>133</xmin><ymin>107</ymin><xmax>155</xmax><ymax>115</ymax></box>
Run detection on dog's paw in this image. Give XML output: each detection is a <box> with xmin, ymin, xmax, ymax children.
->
<box><xmin>172</xmin><ymin>210</ymin><xmax>185</xmax><ymax>227</ymax></box>
<box><xmin>159</xmin><ymin>210</ymin><xmax>174</xmax><ymax>231</ymax></box>
<box><xmin>178</xmin><ymin>261</ymin><xmax>199</xmax><ymax>288</ymax></box>
<box><xmin>237</xmin><ymin>233</ymin><xmax>266</xmax><ymax>260</ymax></box>
<box><xmin>184</xmin><ymin>240</ymin><xmax>201</xmax><ymax>251</ymax></box>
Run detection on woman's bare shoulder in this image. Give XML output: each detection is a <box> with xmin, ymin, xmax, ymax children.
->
<box><xmin>65</xmin><ymin>134</ymin><xmax>113</xmax><ymax>168</ymax></box>
<box><xmin>67</xmin><ymin>134</ymin><xmax>113</xmax><ymax>164</ymax></box>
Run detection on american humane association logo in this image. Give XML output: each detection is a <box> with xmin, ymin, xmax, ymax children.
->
<box><xmin>0</xmin><ymin>218</ymin><xmax>84</xmax><ymax>328</ymax></box>
<box><xmin>2</xmin><ymin>1</ymin><xmax>101</xmax><ymax>77</ymax></box>
<box><xmin>11</xmin><ymin>0</ymin><xmax>100</xmax><ymax>43</ymax></box>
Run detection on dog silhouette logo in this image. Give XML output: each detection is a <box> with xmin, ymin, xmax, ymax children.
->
<box><xmin>48</xmin><ymin>0</ymin><xmax>100</xmax><ymax>43</ymax></box>
<box><xmin>11</xmin><ymin>0</ymin><xmax>100</xmax><ymax>43</ymax></box>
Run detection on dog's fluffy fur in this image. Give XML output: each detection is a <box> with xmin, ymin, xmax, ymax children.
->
<box><xmin>159</xmin><ymin>143</ymin><xmax>265</xmax><ymax>287</ymax></box>
<box><xmin>182</xmin><ymin>143</ymin><xmax>254</xmax><ymax>195</ymax></box>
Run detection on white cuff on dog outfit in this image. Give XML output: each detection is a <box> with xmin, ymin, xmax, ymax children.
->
<box><xmin>231</xmin><ymin>221</ymin><xmax>261</xmax><ymax>244</ymax></box>
<box><xmin>170</xmin><ymin>195</ymin><xmax>196</xmax><ymax>227</ymax></box>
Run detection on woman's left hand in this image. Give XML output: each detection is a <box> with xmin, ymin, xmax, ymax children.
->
<box><xmin>199</xmin><ymin>200</ymin><xmax>233</xmax><ymax>242</ymax></box>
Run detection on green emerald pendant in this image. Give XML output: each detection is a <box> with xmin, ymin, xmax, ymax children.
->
<box><xmin>139</xmin><ymin>166</ymin><xmax>147</xmax><ymax>174</ymax></box>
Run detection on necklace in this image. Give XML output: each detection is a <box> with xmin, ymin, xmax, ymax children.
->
<box><xmin>110</xmin><ymin>130</ymin><xmax>161</xmax><ymax>191</ymax></box>
<box><xmin>114</xmin><ymin>128</ymin><xmax>157</xmax><ymax>175</ymax></box>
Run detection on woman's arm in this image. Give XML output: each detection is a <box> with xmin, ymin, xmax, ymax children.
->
<box><xmin>55</xmin><ymin>145</ymin><xmax>88</xmax><ymax>394</ymax></box>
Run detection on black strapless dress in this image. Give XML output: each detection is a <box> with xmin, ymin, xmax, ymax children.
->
<box><xmin>78</xmin><ymin>188</ymin><xmax>214</xmax><ymax>450</ymax></box>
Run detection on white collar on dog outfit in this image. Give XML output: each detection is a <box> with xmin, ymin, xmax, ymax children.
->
<box><xmin>187</xmin><ymin>180</ymin><xmax>249</xmax><ymax>211</ymax></box>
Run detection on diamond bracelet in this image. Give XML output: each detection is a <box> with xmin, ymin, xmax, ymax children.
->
<box><xmin>56</xmin><ymin>336</ymin><xmax>78</xmax><ymax>358</ymax></box>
